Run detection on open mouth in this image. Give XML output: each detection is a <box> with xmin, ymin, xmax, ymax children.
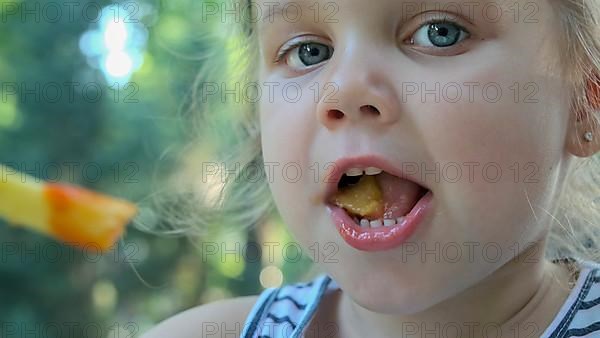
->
<box><xmin>328</xmin><ymin>166</ymin><xmax>430</xmax><ymax>228</ymax></box>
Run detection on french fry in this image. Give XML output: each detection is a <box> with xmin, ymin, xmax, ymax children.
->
<box><xmin>0</xmin><ymin>164</ymin><xmax>137</xmax><ymax>251</ymax></box>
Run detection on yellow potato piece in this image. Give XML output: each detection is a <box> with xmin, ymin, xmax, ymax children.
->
<box><xmin>0</xmin><ymin>164</ymin><xmax>137</xmax><ymax>251</ymax></box>
<box><xmin>331</xmin><ymin>175</ymin><xmax>384</xmax><ymax>219</ymax></box>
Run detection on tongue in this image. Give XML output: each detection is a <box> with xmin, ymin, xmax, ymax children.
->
<box><xmin>375</xmin><ymin>172</ymin><xmax>424</xmax><ymax>219</ymax></box>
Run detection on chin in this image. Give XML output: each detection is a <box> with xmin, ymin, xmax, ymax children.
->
<box><xmin>332</xmin><ymin>272</ymin><xmax>434</xmax><ymax>314</ymax></box>
<box><xmin>335</xmin><ymin>261</ymin><xmax>484</xmax><ymax>315</ymax></box>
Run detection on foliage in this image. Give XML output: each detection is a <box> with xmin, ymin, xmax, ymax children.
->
<box><xmin>0</xmin><ymin>0</ymin><xmax>312</xmax><ymax>336</ymax></box>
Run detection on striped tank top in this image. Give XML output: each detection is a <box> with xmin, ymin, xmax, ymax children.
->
<box><xmin>240</xmin><ymin>258</ymin><xmax>600</xmax><ymax>338</ymax></box>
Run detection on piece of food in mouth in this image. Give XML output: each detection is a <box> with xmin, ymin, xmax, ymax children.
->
<box><xmin>329</xmin><ymin>167</ymin><xmax>429</xmax><ymax>224</ymax></box>
<box><xmin>330</xmin><ymin>174</ymin><xmax>384</xmax><ymax>219</ymax></box>
<box><xmin>0</xmin><ymin>164</ymin><xmax>137</xmax><ymax>251</ymax></box>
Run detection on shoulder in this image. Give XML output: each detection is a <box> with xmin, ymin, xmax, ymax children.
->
<box><xmin>141</xmin><ymin>273</ymin><xmax>338</xmax><ymax>338</ymax></box>
<box><xmin>141</xmin><ymin>295</ymin><xmax>260</xmax><ymax>338</ymax></box>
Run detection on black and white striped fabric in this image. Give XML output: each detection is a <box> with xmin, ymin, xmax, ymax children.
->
<box><xmin>543</xmin><ymin>259</ymin><xmax>600</xmax><ymax>337</ymax></box>
<box><xmin>241</xmin><ymin>259</ymin><xmax>600</xmax><ymax>338</ymax></box>
<box><xmin>240</xmin><ymin>274</ymin><xmax>337</xmax><ymax>338</ymax></box>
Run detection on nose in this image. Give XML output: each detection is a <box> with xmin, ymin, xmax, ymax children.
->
<box><xmin>316</xmin><ymin>56</ymin><xmax>400</xmax><ymax>131</ymax></box>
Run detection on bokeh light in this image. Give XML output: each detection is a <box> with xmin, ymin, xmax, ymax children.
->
<box><xmin>79</xmin><ymin>2</ymin><xmax>149</xmax><ymax>84</ymax></box>
<box><xmin>91</xmin><ymin>279</ymin><xmax>118</xmax><ymax>314</ymax></box>
<box><xmin>259</xmin><ymin>265</ymin><xmax>283</xmax><ymax>288</ymax></box>
<box><xmin>104</xmin><ymin>51</ymin><xmax>134</xmax><ymax>78</ymax></box>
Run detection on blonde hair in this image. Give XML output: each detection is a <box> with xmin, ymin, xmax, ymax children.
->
<box><xmin>138</xmin><ymin>0</ymin><xmax>600</xmax><ymax>263</ymax></box>
<box><xmin>547</xmin><ymin>0</ymin><xmax>600</xmax><ymax>261</ymax></box>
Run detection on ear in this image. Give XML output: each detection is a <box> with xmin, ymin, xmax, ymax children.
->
<box><xmin>566</xmin><ymin>75</ymin><xmax>600</xmax><ymax>158</ymax></box>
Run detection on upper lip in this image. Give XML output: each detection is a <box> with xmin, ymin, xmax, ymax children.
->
<box><xmin>321</xmin><ymin>154</ymin><xmax>431</xmax><ymax>203</ymax></box>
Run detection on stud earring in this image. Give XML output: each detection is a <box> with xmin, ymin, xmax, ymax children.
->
<box><xmin>584</xmin><ymin>131</ymin><xmax>593</xmax><ymax>142</ymax></box>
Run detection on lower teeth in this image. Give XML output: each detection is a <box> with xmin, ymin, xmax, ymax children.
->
<box><xmin>353</xmin><ymin>216</ymin><xmax>406</xmax><ymax>228</ymax></box>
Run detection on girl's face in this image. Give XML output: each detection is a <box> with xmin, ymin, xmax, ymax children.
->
<box><xmin>258</xmin><ymin>0</ymin><xmax>573</xmax><ymax>313</ymax></box>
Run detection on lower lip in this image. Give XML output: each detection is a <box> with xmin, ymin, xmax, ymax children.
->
<box><xmin>327</xmin><ymin>190</ymin><xmax>433</xmax><ymax>252</ymax></box>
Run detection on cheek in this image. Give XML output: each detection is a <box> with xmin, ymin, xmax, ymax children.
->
<box><xmin>412</xmin><ymin>63</ymin><xmax>569</xmax><ymax>246</ymax></box>
<box><xmin>260</xmin><ymin>89</ymin><xmax>314</xmax><ymax>170</ymax></box>
<box><xmin>260</xmin><ymin>89</ymin><xmax>319</xmax><ymax>243</ymax></box>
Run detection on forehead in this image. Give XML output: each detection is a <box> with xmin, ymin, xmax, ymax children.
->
<box><xmin>252</xmin><ymin>0</ymin><xmax>526</xmax><ymax>32</ymax></box>
<box><xmin>253</xmin><ymin>0</ymin><xmax>506</xmax><ymax>23</ymax></box>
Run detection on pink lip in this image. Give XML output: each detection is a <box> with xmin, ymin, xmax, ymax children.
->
<box><xmin>321</xmin><ymin>154</ymin><xmax>433</xmax><ymax>252</ymax></box>
<box><xmin>321</xmin><ymin>155</ymin><xmax>430</xmax><ymax>203</ymax></box>
<box><xmin>327</xmin><ymin>190</ymin><xmax>433</xmax><ymax>251</ymax></box>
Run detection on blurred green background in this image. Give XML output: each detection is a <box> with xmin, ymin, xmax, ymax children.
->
<box><xmin>0</xmin><ymin>0</ymin><xmax>313</xmax><ymax>336</ymax></box>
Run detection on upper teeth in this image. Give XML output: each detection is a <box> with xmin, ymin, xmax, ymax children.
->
<box><xmin>345</xmin><ymin>167</ymin><xmax>383</xmax><ymax>176</ymax></box>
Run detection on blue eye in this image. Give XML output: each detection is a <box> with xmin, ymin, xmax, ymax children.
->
<box><xmin>280</xmin><ymin>42</ymin><xmax>334</xmax><ymax>70</ymax></box>
<box><xmin>412</xmin><ymin>21</ymin><xmax>469</xmax><ymax>48</ymax></box>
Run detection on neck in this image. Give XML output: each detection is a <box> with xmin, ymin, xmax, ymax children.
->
<box><xmin>340</xmin><ymin>240</ymin><xmax>558</xmax><ymax>337</ymax></box>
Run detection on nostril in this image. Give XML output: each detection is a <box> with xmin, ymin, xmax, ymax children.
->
<box><xmin>328</xmin><ymin>109</ymin><xmax>345</xmax><ymax>120</ymax></box>
<box><xmin>361</xmin><ymin>105</ymin><xmax>380</xmax><ymax>116</ymax></box>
